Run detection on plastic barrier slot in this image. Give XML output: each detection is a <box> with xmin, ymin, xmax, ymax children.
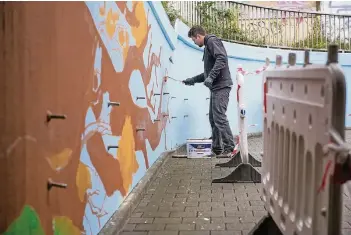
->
<box><xmin>250</xmin><ymin>47</ymin><xmax>346</xmax><ymax>235</ymax></box>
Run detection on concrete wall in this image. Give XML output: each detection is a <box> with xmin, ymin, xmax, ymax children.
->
<box><xmin>1</xmin><ymin>2</ymin><xmax>351</xmax><ymax>235</ymax></box>
<box><xmin>174</xmin><ymin>20</ymin><xmax>351</xmax><ymax>135</ymax></box>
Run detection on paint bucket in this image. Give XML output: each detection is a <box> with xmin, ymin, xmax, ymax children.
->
<box><xmin>186</xmin><ymin>139</ymin><xmax>212</xmax><ymax>158</ymax></box>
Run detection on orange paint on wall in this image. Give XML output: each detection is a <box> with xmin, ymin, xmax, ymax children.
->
<box><xmin>76</xmin><ymin>162</ymin><xmax>92</xmax><ymax>202</ymax></box>
<box><xmin>87</xmin><ymin>131</ymin><xmax>126</xmax><ymax>197</ymax></box>
<box><xmin>117</xmin><ymin>116</ymin><xmax>139</xmax><ymax>194</ymax></box>
<box><xmin>46</xmin><ymin>148</ymin><xmax>73</xmax><ymax>172</ymax></box>
<box><xmin>99</xmin><ymin>2</ymin><xmax>106</xmax><ymax>16</ymax></box>
<box><xmin>105</xmin><ymin>8</ymin><xmax>119</xmax><ymax>39</ymax></box>
<box><xmin>131</xmin><ymin>2</ymin><xmax>148</xmax><ymax>48</ymax></box>
<box><xmin>118</xmin><ymin>29</ymin><xmax>130</xmax><ymax>62</ymax></box>
<box><xmin>0</xmin><ymin>2</ymin><xmax>169</xmax><ymax>234</ymax></box>
<box><xmin>53</xmin><ymin>216</ymin><xmax>81</xmax><ymax>235</ymax></box>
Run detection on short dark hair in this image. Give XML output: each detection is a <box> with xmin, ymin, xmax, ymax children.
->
<box><xmin>188</xmin><ymin>25</ymin><xmax>206</xmax><ymax>38</ymax></box>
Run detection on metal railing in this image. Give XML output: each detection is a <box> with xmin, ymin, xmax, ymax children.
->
<box><xmin>171</xmin><ymin>1</ymin><xmax>351</xmax><ymax>51</ymax></box>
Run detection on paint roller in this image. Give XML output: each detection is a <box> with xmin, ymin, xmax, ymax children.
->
<box><xmin>166</xmin><ymin>76</ymin><xmax>184</xmax><ymax>83</ymax></box>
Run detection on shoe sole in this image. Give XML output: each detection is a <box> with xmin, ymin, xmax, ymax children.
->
<box><xmin>216</xmin><ymin>152</ymin><xmax>233</xmax><ymax>158</ymax></box>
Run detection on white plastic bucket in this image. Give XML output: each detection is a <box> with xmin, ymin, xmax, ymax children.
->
<box><xmin>186</xmin><ymin>139</ymin><xmax>212</xmax><ymax>158</ymax></box>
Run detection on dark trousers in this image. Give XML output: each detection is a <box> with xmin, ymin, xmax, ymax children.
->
<box><xmin>209</xmin><ymin>87</ymin><xmax>235</xmax><ymax>154</ymax></box>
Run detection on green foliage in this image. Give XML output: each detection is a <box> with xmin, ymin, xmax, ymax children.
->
<box><xmin>195</xmin><ymin>2</ymin><xmax>241</xmax><ymax>40</ymax></box>
<box><xmin>195</xmin><ymin>2</ymin><xmax>268</xmax><ymax>45</ymax></box>
<box><xmin>162</xmin><ymin>1</ymin><xmax>265</xmax><ymax>45</ymax></box>
<box><xmin>161</xmin><ymin>1</ymin><xmax>188</xmax><ymax>26</ymax></box>
<box><xmin>162</xmin><ymin>1</ymin><xmax>350</xmax><ymax>50</ymax></box>
<box><xmin>293</xmin><ymin>16</ymin><xmax>350</xmax><ymax>51</ymax></box>
<box><xmin>292</xmin><ymin>16</ymin><xmax>326</xmax><ymax>49</ymax></box>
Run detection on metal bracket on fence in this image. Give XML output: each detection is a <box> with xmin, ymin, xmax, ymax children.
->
<box><xmin>154</xmin><ymin>93</ymin><xmax>160</xmax><ymax>96</ymax></box>
<box><xmin>163</xmin><ymin>92</ymin><xmax>170</xmax><ymax>95</ymax></box>
<box><xmin>184</xmin><ymin>115</ymin><xmax>189</xmax><ymax>118</ymax></box>
<box><xmin>136</xmin><ymin>96</ymin><xmax>145</xmax><ymax>100</ymax></box>
<box><xmin>184</xmin><ymin>98</ymin><xmax>188</xmax><ymax>101</ymax></box>
<box><xmin>154</xmin><ymin>119</ymin><xmax>160</xmax><ymax>122</ymax></box>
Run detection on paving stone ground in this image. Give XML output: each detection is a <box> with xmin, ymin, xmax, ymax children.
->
<box><xmin>119</xmin><ymin>131</ymin><xmax>351</xmax><ymax>235</ymax></box>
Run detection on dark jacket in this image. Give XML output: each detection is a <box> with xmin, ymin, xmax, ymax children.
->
<box><xmin>186</xmin><ymin>34</ymin><xmax>233</xmax><ymax>91</ymax></box>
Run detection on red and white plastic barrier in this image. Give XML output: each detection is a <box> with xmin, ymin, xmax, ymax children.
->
<box><xmin>236</xmin><ymin>64</ymin><xmax>249</xmax><ymax>163</ymax></box>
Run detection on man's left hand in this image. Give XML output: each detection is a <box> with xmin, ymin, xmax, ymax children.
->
<box><xmin>204</xmin><ymin>77</ymin><xmax>213</xmax><ymax>88</ymax></box>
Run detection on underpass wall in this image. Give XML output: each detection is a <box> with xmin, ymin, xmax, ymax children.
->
<box><xmin>1</xmin><ymin>2</ymin><xmax>179</xmax><ymax>235</ymax></box>
<box><xmin>1</xmin><ymin>2</ymin><xmax>351</xmax><ymax>235</ymax></box>
<box><xmin>173</xmin><ymin>20</ymin><xmax>351</xmax><ymax>137</ymax></box>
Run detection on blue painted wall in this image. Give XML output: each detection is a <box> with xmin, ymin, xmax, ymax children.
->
<box><xmin>87</xmin><ymin>2</ymin><xmax>351</xmax><ymax>234</ymax></box>
<box><xmin>172</xmin><ymin>20</ymin><xmax>351</xmax><ymax>138</ymax></box>
<box><xmin>82</xmin><ymin>2</ymin><xmax>178</xmax><ymax>234</ymax></box>
<box><xmin>85</xmin><ymin>1</ymin><xmax>351</xmax><ymax>233</ymax></box>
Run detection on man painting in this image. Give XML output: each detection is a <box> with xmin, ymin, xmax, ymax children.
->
<box><xmin>183</xmin><ymin>26</ymin><xmax>235</xmax><ymax>157</ymax></box>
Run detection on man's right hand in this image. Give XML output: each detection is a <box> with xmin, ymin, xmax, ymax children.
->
<box><xmin>182</xmin><ymin>79</ymin><xmax>194</xmax><ymax>86</ymax></box>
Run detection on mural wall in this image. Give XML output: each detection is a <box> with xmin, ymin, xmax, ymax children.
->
<box><xmin>0</xmin><ymin>2</ymin><xmax>178</xmax><ymax>235</ymax></box>
<box><xmin>1</xmin><ymin>2</ymin><xmax>351</xmax><ymax>235</ymax></box>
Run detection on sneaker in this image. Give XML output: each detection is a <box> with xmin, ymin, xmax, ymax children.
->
<box><xmin>208</xmin><ymin>150</ymin><xmax>223</xmax><ymax>158</ymax></box>
<box><xmin>217</xmin><ymin>149</ymin><xmax>234</xmax><ymax>158</ymax></box>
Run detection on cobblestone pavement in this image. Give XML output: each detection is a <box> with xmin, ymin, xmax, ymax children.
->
<box><xmin>119</xmin><ymin>131</ymin><xmax>351</xmax><ymax>235</ymax></box>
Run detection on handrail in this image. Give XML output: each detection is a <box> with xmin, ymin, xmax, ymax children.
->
<box><xmin>236</xmin><ymin>1</ymin><xmax>351</xmax><ymax>17</ymax></box>
<box><xmin>170</xmin><ymin>1</ymin><xmax>351</xmax><ymax>51</ymax></box>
